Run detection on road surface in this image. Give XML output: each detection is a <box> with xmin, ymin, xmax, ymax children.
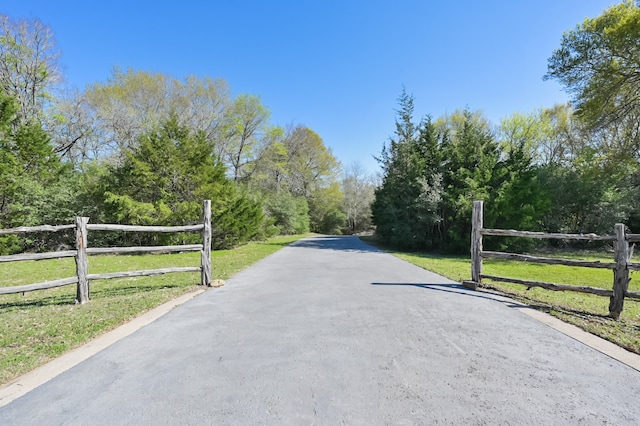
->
<box><xmin>1</xmin><ymin>235</ymin><xmax>639</xmax><ymax>425</ymax></box>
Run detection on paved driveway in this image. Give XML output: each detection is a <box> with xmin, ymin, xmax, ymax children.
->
<box><xmin>1</xmin><ymin>235</ymin><xmax>639</xmax><ymax>425</ymax></box>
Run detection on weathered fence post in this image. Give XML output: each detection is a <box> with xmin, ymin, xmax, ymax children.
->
<box><xmin>467</xmin><ymin>200</ymin><xmax>483</xmax><ymax>290</ymax></box>
<box><xmin>609</xmin><ymin>223</ymin><xmax>629</xmax><ymax>319</ymax></box>
<box><xmin>201</xmin><ymin>200</ymin><xmax>212</xmax><ymax>286</ymax></box>
<box><xmin>75</xmin><ymin>217</ymin><xmax>90</xmax><ymax>304</ymax></box>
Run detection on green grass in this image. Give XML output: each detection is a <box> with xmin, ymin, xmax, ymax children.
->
<box><xmin>360</xmin><ymin>236</ymin><xmax>640</xmax><ymax>354</ymax></box>
<box><xmin>0</xmin><ymin>234</ymin><xmax>305</xmax><ymax>385</ymax></box>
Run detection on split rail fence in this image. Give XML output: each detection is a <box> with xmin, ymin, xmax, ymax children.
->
<box><xmin>464</xmin><ymin>200</ymin><xmax>640</xmax><ymax>319</ymax></box>
<box><xmin>0</xmin><ymin>200</ymin><xmax>212</xmax><ymax>304</ymax></box>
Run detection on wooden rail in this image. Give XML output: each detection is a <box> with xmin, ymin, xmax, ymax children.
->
<box><xmin>0</xmin><ymin>224</ymin><xmax>76</xmax><ymax>235</ymax></box>
<box><xmin>0</xmin><ymin>201</ymin><xmax>213</xmax><ymax>303</ymax></box>
<box><xmin>467</xmin><ymin>200</ymin><xmax>637</xmax><ymax>319</ymax></box>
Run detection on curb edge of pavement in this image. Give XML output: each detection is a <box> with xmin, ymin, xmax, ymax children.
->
<box><xmin>476</xmin><ymin>287</ymin><xmax>640</xmax><ymax>373</ymax></box>
<box><xmin>0</xmin><ymin>289</ymin><xmax>206</xmax><ymax>408</ymax></box>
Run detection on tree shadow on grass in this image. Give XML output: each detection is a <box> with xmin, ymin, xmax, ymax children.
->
<box><xmin>90</xmin><ymin>282</ymin><xmax>190</xmax><ymax>298</ymax></box>
<box><xmin>0</xmin><ymin>281</ymin><xmax>195</xmax><ymax>310</ymax></box>
<box><xmin>0</xmin><ymin>293</ymin><xmax>76</xmax><ymax>310</ymax></box>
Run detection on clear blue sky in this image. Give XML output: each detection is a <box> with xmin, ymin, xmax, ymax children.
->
<box><xmin>3</xmin><ymin>0</ymin><xmax>617</xmax><ymax>174</ymax></box>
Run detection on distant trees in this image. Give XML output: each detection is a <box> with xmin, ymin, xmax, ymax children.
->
<box><xmin>342</xmin><ymin>162</ymin><xmax>375</xmax><ymax>233</ymax></box>
<box><xmin>371</xmin><ymin>2</ymin><xmax>640</xmax><ymax>253</ymax></box>
<box><xmin>0</xmin><ymin>12</ymin><xmax>349</xmax><ymax>255</ymax></box>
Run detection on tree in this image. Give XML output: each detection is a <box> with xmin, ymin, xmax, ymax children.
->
<box><xmin>372</xmin><ymin>90</ymin><xmax>442</xmax><ymax>249</ymax></box>
<box><xmin>81</xmin><ymin>68</ymin><xmax>230</xmax><ymax>160</ymax></box>
<box><xmin>342</xmin><ymin>162</ymin><xmax>375</xmax><ymax>233</ymax></box>
<box><xmin>221</xmin><ymin>94</ymin><xmax>271</xmax><ymax>181</ymax></box>
<box><xmin>0</xmin><ymin>91</ymin><xmax>72</xmax><ymax>253</ymax></box>
<box><xmin>101</xmin><ymin>116</ymin><xmax>264</xmax><ymax>248</ymax></box>
<box><xmin>545</xmin><ymin>1</ymin><xmax>640</xmax><ymax>140</ymax></box>
<box><xmin>0</xmin><ymin>15</ymin><xmax>61</xmax><ymax>124</ymax></box>
<box><xmin>437</xmin><ymin>108</ymin><xmax>500</xmax><ymax>251</ymax></box>
<box><xmin>281</xmin><ymin>124</ymin><xmax>341</xmax><ymax>198</ymax></box>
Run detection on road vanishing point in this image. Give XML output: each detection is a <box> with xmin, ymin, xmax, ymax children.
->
<box><xmin>1</xmin><ymin>235</ymin><xmax>639</xmax><ymax>425</ymax></box>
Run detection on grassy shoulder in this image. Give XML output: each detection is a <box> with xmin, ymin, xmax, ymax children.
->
<box><xmin>0</xmin><ymin>234</ymin><xmax>306</xmax><ymax>385</ymax></box>
<box><xmin>360</xmin><ymin>236</ymin><xmax>640</xmax><ymax>355</ymax></box>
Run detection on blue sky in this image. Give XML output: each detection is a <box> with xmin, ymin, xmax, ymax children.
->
<box><xmin>3</xmin><ymin>0</ymin><xmax>617</xmax><ymax>174</ymax></box>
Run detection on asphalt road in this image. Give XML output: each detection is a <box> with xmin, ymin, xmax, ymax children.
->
<box><xmin>2</xmin><ymin>235</ymin><xmax>640</xmax><ymax>425</ymax></box>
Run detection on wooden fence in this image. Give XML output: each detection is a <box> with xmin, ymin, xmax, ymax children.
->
<box><xmin>0</xmin><ymin>200</ymin><xmax>212</xmax><ymax>304</ymax></box>
<box><xmin>464</xmin><ymin>200</ymin><xmax>640</xmax><ymax>319</ymax></box>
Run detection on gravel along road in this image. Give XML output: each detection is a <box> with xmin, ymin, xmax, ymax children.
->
<box><xmin>1</xmin><ymin>235</ymin><xmax>639</xmax><ymax>425</ymax></box>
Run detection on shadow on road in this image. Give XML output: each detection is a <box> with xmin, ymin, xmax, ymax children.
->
<box><xmin>292</xmin><ymin>236</ymin><xmax>380</xmax><ymax>253</ymax></box>
<box><xmin>371</xmin><ymin>282</ymin><xmax>531</xmax><ymax>310</ymax></box>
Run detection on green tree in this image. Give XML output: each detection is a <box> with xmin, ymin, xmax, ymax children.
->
<box><xmin>545</xmin><ymin>1</ymin><xmax>640</xmax><ymax>141</ymax></box>
<box><xmin>0</xmin><ymin>91</ymin><xmax>72</xmax><ymax>253</ymax></box>
<box><xmin>437</xmin><ymin>109</ymin><xmax>501</xmax><ymax>252</ymax></box>
<box><xmin>81</xmin><ymin>68</ymin><xmax>230</xmax><ymax>160</ymax></box>
<box><xmin>102</xmin><ymin>116</ymin><xmax>264</xmax><ymax>248</ymax></box>
<box><xmin>372</xmin><ymin>90</ymin><xmax>442</xmax><ymax>249</ymax></box>
<box><xmin>221</xmin><ymin>94</ymin><xmax>272</xmax><ymax>182</ymax></box>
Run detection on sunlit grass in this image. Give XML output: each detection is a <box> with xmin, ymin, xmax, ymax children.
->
<box><xmin>0</xmin><ymin>234</ymin><xmax>305</xmax><ymax>385</ymax></box>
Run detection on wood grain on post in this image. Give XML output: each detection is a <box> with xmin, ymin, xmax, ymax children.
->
<box><xmin>470</xmin><ymin>200</ymin><xmax>483</xmax><ymax>289</ymax></box>
<box><xmin>201</xmin><ymin>200</ymin><xmax>212</xmax><ymax>286</ymax></box>
<box><xmin>75</xmin><ymin>217</ymin><xmax>90</xmax><ymax>304</ymax></box>
<box><xmin>609</xmin><ymin>223</ymin><xmax>630</xmax><ymax>319</ymax></box>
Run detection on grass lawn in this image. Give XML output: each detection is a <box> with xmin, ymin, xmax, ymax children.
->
<box><xmin>360</xmin><ymin>236</ymin><xmax>640</xmax><ymax>355</ymax></box>
<box><xmin>0</xmin><ymin>234</ymin><xmax>305</xmax><ymax>385</ymax></box>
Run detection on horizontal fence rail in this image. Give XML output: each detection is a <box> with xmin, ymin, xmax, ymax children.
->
<box><xmin>0</xmin><ymin>200</ymin><xmax>213</xmax><ymax>303</ymax></box>
<box><xmin>86</xmin><ymin>224</ymin><xmax>204</xmax><ymax>233</ymax></box>
<box><xmin>0</xmin><ymin>224</ymin><xmax>76</xmax><ymax>235</ymax></box>
<box><xmin>480</xmin><ymin>228</ymin><xmax>617</xmax><ymax>241</ymax></box>
<box><xmin>466</xmin><ymin>200</ymin><xmax>638</xmax><ymax>319</ymax></box>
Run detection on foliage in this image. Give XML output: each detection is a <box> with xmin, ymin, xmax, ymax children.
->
<box><xmin>342</xmin><ymin>162</ymin><xmax>375</xmax><ymax>233</ymax></box>
<box><xmin>545</xmin><ymin>1</ymin><xmax>640</xmax><ymax>152</ymax></box>
<box><xmin>437</xmin><ymin>109</ymin><xmax>502</xmax><ymax>251</ymax></box>
<box><xmin>0</xmin><ymin>15</ymin><xmax>61</xmax><ymax>124</ymax></box>
<box><xmin>99</xmin><ymin>116</ymin><xmax>264</xmax><ymax>249</ymax></box>
<box><xmin>222</xmin><ymin>94</ymin><xmax>272</xmax><ymax>181</ymax></box>
<box><xmin>76</xmin><ymin>68</ymin><xmax>230</xmax><ymax>161</ymax></box>
<box><xmin>0</xmin><ymin>91</ymin><xmax>73</xmax><ymax>253</ymax></box>
<box><xmin>262</xmin><ymin>192</ymin><xmax>310</xmax><ymax>235</ymax></box>
<box><xmin>372</xmin><ymin>90</ymin><xmax>442</xmax><ymax>250</ymax></box>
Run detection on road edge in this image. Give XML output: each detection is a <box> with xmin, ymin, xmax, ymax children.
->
<box><xmin>477</xmin><ymin>288</ymin><xmax>640</xmax><ymax>372</ymax></box>
<box><xmin>0</xmin><ymin>289</ymin><xmax>205</xmax><ymax>408</ymax></box>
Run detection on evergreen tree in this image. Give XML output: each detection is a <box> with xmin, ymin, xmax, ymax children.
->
<box><xmin>372</xmin><ymin>90</ymin><xmax>442</xmax><ymax>250</ymax></box>
<box><xmin>100</xmin><ymin>116</ymin><xmax>264</xmax><ymax>249</ymax></box>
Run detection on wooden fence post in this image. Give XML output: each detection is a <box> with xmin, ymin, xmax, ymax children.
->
<box><xmin>469</xmin><ymin>200</ymin><xmax>483</xmax><ymax>290</ymax></box>
<box><xmin>201</xmin><ymin>200</ymin><xmax>212</xmax><ymax>286</ymax></box>
<box><xmin>609</xmin><ymin>223</ymin><xmax>629</xmax><ymax>319</ymax></box>
<box><xmin>75</xmin><ymin>217</ymin><xmax>90</xmax><ymax>304</ymax></box>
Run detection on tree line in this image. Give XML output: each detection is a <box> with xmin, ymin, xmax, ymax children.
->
<box><xmin>373</xmin><ymin>1</ymin><xmax>640</xmax><ymax>253</ymax></box>
<box><xmin>0</xmin><ymin>15</ymin><xmax>376</xmax><ymax>254</ymax></box>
